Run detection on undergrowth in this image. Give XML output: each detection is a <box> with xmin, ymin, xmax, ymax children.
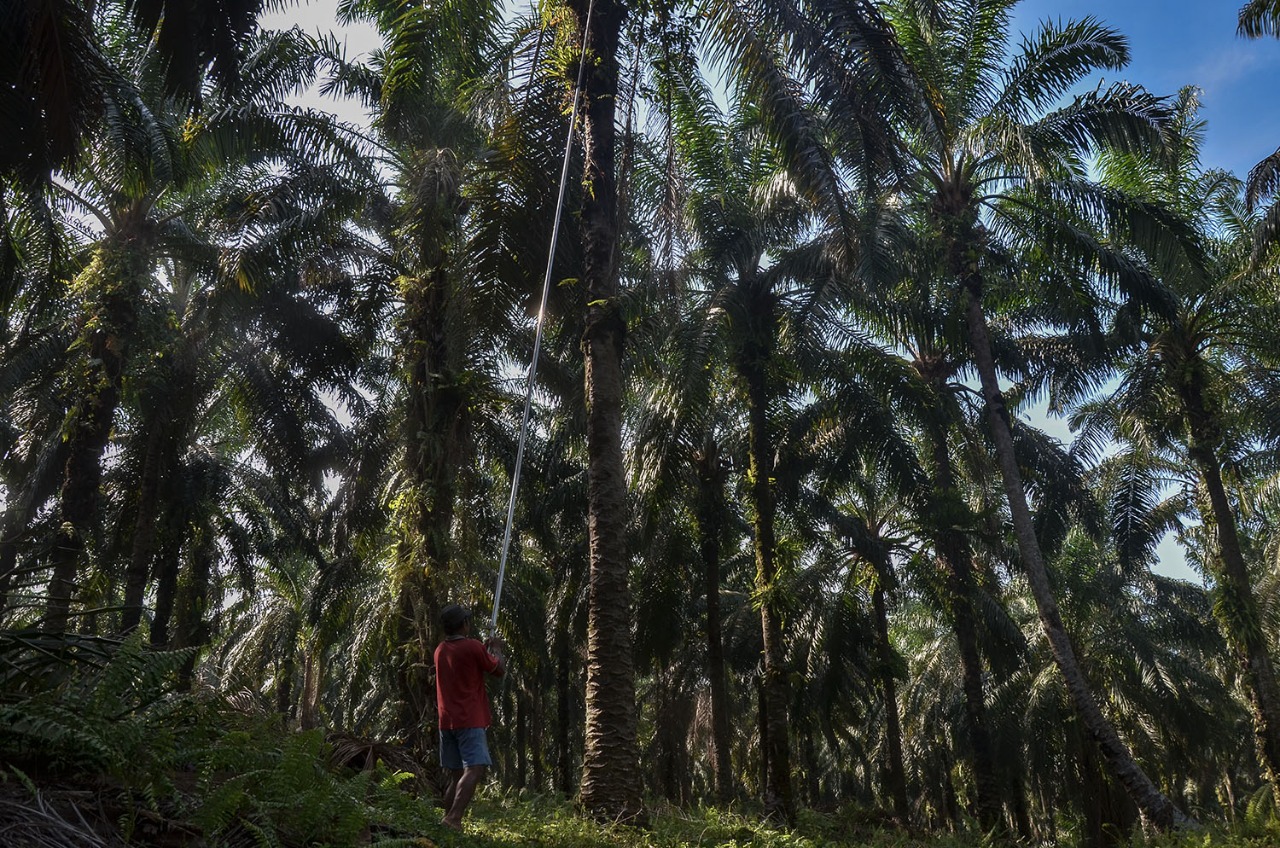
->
<box><xmin>2</xmin><ymin>632</ymin><xmax>1280</xmax><ymax>846</ymax></box>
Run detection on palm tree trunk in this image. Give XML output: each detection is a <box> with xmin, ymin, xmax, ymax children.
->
<box><xmin>150</xmin><ymin>514</ymin><xmax>182</xmax><ymax>648</ymax></box>
<box><xmin>962</xmin><ymin>283</ymin><xmax>1191</xmax><ymax>829</ymax></box>
<box><xmin>0</xmin><ymin>535</ymin><xmax>16</xmax><ymax>616</ymax></box>
<box><xmin>871</xmin><ymin>579</ymin><xmax>909</xmax><ymax>823</ymax></box>
<box><xmin>570</xmin><ymin>0</ymin><xmax>644</xmax><ymax>824</ymax></box>
<box><xmin>0</xmin><ymin>452</ymin><xmax>67</xmax><ymax>617</ymax></box>
<box><xmin>756</xmin><ymin>672</ymin><xmax>770</xmax><ymax>801</ymax></box>
<box><xmin>1180</xmin><ymin>373</ymin><xmax>1280</xmax><ymax>792</ymax></box>
<box><xmin>516</xmin><ymin>693</ymin><xmax>528</xmax><ymax>789</ymax></box>
<box><xmin>695</xmin><ymin>441</ymin><xmax>734</xmax><ymax>802</ymax></box>
<box><xmin>46</xmin><ymin>243</ymin><xmax>144</xmax><ymax>632</ymax></box>
<box><xmin>277</xmin><ymin>656</ymin><xmax>295</xmax><ymax>726</ymax></box>
<box><xmin>556</xmin><ymin>626</ymin><xmax>575</xmax><ymax>796</ymax></box>
<box><xmin>121</xmin><ymin>425</ymin><xmax>167</xmax><ymax>633</ymax></box>
<box><xmin>931</xmin><ymin>433</ymin><xmax>1003</xmax><ymax>829</ymax></box>
<box><xmin>300</xmin><ymin>639</ymin><xmax>323</xmax><ymax>731</ymax></box>
<box><xmin>174</xmin><ymin>530</ymin><xmax>214</xmax><ymax>690</ymax></box>
<box><xmin>396</xmin><ymin>260</ymin><xmax>462</xmax><ymax>757</ymax></box>
<box><xmin>739</xmin><ymin>333</ymin><xmax>795</xmax><ymax>823</ymax></box>
<box><xmin>394</xmin><ymin>565</ymin><xmax>437</xmax><ymax>756</ymax></box>
<box><xmin>532</xmin><ymin>685</ymin><xmax>545</xmax><ymax>790</ymax></box>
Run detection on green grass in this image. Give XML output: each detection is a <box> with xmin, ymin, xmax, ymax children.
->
<box><xmin>431</xmin><ymin>796</ymin><xmax>980</xmax><ymax>848</ymax></box>
<box><xmin>423</xmin><ymin>794</ymin><xmax>1280</xmax><ymax>848</ymax></box>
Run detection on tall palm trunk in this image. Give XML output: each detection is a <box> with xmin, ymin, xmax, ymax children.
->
<box><xmin>0</xmin><ymin>534</ymin><xmax>17</xmax><ymax>616</ymax></box>
<box><xmin>930</xmin><ymin>431</ymin><xmax>1003</xmax><ymax>828</ymax></box>
<box><xmin>516</xmin><ymin>693</ymin><xmax>528</xmax><ymax>788</ymax></box>
<box><xmin>174</xmin><ymin>528</ymin><xmax>214</xmax><ymax>689</ymax></box>
<box><xmin>556</xmin><ymin>625</ymin><xmax>576</xmax><ymax>796</ymax></box>
<box><xmin>394</xmin><ymin>567</ymin><xmax>437</xmax><ymax>755</ymax></box>
<box><xmin>121</xmin><ymin>289</ymin><xmax>196</xmax><ymax>635</ymax></box>
<box><xmin>961</xmin><ymin>279</ymin><xmax>1191</xmax><ymax>829</ymax></box>
<box><xmin>395</xmin><ymin>264</ymin><xmax>462</xmax><ymax>755</ymax></box>
<box><xmin>1179</xmin><ymin>368</ymin><xmax>1280</xmax><ymax>791</ymax></box>
<box><xmin>738</xmin><ymin>321</ymin><xmax>795</xmax><ymax>823</ymax></box>
<box><xmin>300</xmin><ymin>638</ymin><xmax>323</xmax><ymax>731</ymax></box>
<box><xmin>571</xmin><ymin>0</ymin><xmax>644</xmax><ymax>823</ymax></box>
<box><xmin>0</xmin><ymin>449</ymin><xmax>68</xmax><ymax>615</ymax></box>
<box><xmin>532</xmin><ymin>685</ymin><xmax>545</xmax><ymax>790</ymax></box>
<box><xmin>150</xmin><ymin>508</ymin><xmax>183</xmax><ymax>648</ymax></box>
<box><xmin>121</xmin><ymin>424</ymin><xmax>168</xmax><ymax>633</ymax></box>
<box><xmin>695</xmin><ymin>441</ymin><xmax>734</xmax><ymax>802</ymax></box>
<box><xmin>46</xmin><ymin>239</ymin><xmax>146</xmax><ymax>632</ymax></box>
<box><xmin>870</xmin><ymin>577</ymin><xmax>909</xmax><ymax>822</ymax></box>
<box><xmin>277</xmin><ymin>655</ymin><xmax>296</xmax><ymax>725</ymax></box>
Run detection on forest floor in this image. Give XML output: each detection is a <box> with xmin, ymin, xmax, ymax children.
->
<box><xmin>5</xmin><ymin>774</ymin><xmax>1280</xmax><ymax>847</ymax></box>
<box><xmin>391</xmin><ymin>793</ymin><xmax>1280</xmax><ymax>848</ymax></box>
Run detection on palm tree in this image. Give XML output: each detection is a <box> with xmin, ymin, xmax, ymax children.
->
<box><xmin>0</xmin><ymin>188</ymin><xmax>75</xmax><ymax>620</ymax></box>
<box><xmin>1237</xmin><ymin>2</ymin><xmax>1280</xmax><ymax>256</ymax></box>
<box><xmin>805</xmin><ymin>461</ymin><xmax>916</xmax><ymax>822</ymax></box>
<box><xmin>1</xmin><ymin>0</ymin><xmax>271</xmax><ymax>183</ymax></box>
<box><xmin>328</xmin><ymin>0</ymin><xmax>527</xmax><ymax>755</ymax></box>
<box><xmin>848</xmin><ymin>215</ymin><xmax>1014</xmax><ymax>829</ymax></box>
<box><xmin>557</xmin><ymin>0</ymin><xmax>646</xmax><ymax>822</ymax></box>
<box><xmin>660</xmin><ymin>88</ymin><xmax>815</xmax><ymax>821</ymax></box>
<box><xmin>1053</xmin><ymin>89</ymin><xmax>1280</xmax><ymax>797</ymax></box>
<box><xmin>632</xmin><ymin>363</ymin><xmax>742</xmax><ymax>803</ymax></box>
<box><xmin>1239</xmin><ymin>1</ymin><xmax>1280</xmax><ymax>37</ymax></box>
<box><xmin>41</xmin><ymin>25</ymin><xmax>368</xmax><ymax>634</ymax></box>
<box><xmin>871</xmin><ymin>0</ymin><xmax>1191</xmax><ymax>828</ymax></box>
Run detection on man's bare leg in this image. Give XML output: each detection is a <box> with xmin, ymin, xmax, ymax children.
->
<box><xmin>442</xmin><ymin>766</ymin><xmax>487</xmax><ymax>829</ymax></box>
<box><xmin>441</xmin><ymin>769</ymin><xmax>462</xmax><ymax>814</ymax></box>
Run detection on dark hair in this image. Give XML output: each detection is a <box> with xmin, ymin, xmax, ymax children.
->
<box><xmin>440</xmin><ymin>603</ymin><xmax>472</xmax><ymax>635</ymax></box>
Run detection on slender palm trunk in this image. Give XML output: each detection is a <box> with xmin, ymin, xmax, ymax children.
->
<box><xmin>871</xmin><ymin>579</ymin><xmax>909</xmax><ymax>823</ymax></box>
<box><xmin>0</xmin><ymin>443</ymin><xmax>69</xmax><ymax>616</ymax></box>
<box><xmin>1180</xmin><ymin>371</ymin><xmax>1280</xmax><ymax>791</ymax></box>
<box><xmin>556</xmin><ymin>626</ymin><xmax>575</xmax><ymax>796</ymax></box>
<box><xmin>121</xmin><ymin>425</ymin><xmax>167</xmax><ymax>633</ymax></box>
<box><xmin>532</xmin><ymin>685</ymin><xmax>545</xmax><ymax>790</ymax></box>
<box><xmin>150</xmin><ymin>512</ymin><xmax>182</xmax><ymax>648</ymax></box>
<box><xmin>174</xmin><ymin>529</ymin><xmax>214</xmax><ymax>689</ymax></box>
<box><xmin>571</xmin><ymin>0</ymin><xmax>644</xmax><ymax>823</ymax></box>
<box><xmin>277</xmin><ymin>656</ymin><xmax>295</xmax><ymax>726</ymax></box>
<box><xmin>739</xmin><ymin>327</ymin><xmax>795</xmax><ymax>823</ymax></box>
<box><xmin>695</xmin><ymin>442</ymin><xmax>734</xmax><ymax>802</ymax></box>
<box><xmin>756</xmin><ymin>672</ymin><xmax>770</xmax><ymax>800</ymax></box>
<box><xmin>46</xmin><ymin>241</ymin><xmax>145</xmax><ymax>632</ymax></box>
<box><xmin>300</xmin><ymin>639</ymin><xmax>323</xmax><ymax>731</ymax></box>
<box><xmin>0</xmin><ymin>535</ymin><xmax>16</xmax><ymax>616</ymax></box>
<box><xmin>930</xmin><ymin>432</ymin><xmax>1003</xmax><ymax>829</ymax></box>
<box><xmin>516</xmin><ymin>693</ymin><xmax>528</xmax><ymax>789</ymax></box>
<box><xmin>962</xmin><ymin>282</ymin><xmax>1191</xmax><ymax>829</ymax></box>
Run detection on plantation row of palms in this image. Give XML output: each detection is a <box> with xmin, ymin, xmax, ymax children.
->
<box><xmin>3</xmin><ymin>0</ymin><xmax>1280</xmax><ymax>843</ymax></box>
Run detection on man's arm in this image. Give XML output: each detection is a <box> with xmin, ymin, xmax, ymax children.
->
<box><xmin>484</xmin><ymin>636</ymin><xmax>506</xmax><ymax>677</ymax></box>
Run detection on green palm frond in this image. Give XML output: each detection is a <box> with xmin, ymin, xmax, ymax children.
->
<box><xmin>1026</xmin><ymin>82</ymin><xmax>1169</xmax><ymax>164</ymax></box>
<box><xmin>0</xmin><ymin>0</ymin><xmax>104</xmax><ymax>181</ymax></box>
<box><xmin>993</xmin><ymin>17</ymin><xmax>1129</xmax><ymax>120</ymax></box>
<box><xmin>1239</xmin><ymin>0</ymin><xmax>1280</xmax><ymax>38</ymax></box>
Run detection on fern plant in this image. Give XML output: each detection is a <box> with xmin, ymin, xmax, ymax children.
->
<box><xmin>0</xmin><ymin>631</ymin><xmax>195</xmax><ymax>793</ymax></box>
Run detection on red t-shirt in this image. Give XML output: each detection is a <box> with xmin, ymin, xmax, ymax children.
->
<box><xmin>434</xmin><ymin>637</ymin><xmax>503</xmax><ymax>730</ymax></box>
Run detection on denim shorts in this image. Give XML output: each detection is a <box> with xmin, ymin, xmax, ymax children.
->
<box><xmin>439</xmin><ymin>727</ymin><xmax>492</xmax><ymax>770</ymax></box>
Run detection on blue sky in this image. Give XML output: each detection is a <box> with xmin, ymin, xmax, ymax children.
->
<box><xmin>1011</xmin><ymin>0</ymin><xmax>1280</xmax><ymax>180</ymax></box>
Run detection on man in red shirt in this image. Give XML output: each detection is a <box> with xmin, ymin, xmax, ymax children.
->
<box><xmin>434</xmin><ymin>604</ymin><xmax>505</xmax><ymax>830</ymax></box>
